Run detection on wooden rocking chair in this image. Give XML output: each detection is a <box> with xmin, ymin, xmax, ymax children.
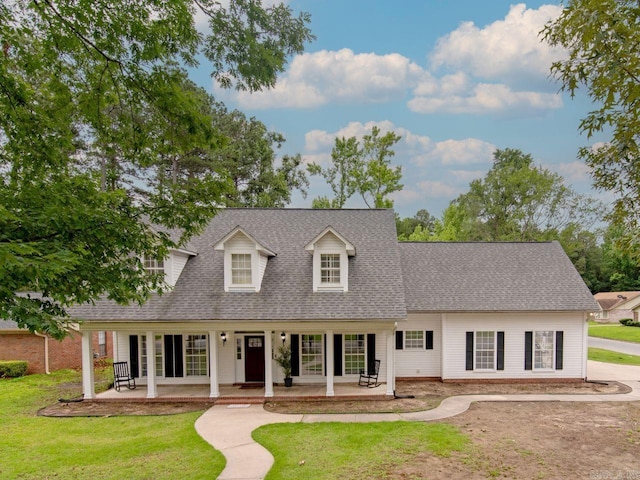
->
<box><xmin>113</xmin><ymin>361</ymin><xmax>136</xmax><ymax>391</ymax></box>
<box><xmin>358</xmin><ymin>359</ymin><xmax>381</xmax><ymax>388</ymax></box>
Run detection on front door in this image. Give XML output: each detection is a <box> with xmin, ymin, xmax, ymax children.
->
<box><xmin>244</xmin><ymin>336</ymin><xmax>265</xmax><ymax>382</ymax></box>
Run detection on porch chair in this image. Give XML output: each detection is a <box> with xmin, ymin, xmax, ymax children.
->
<box><xmin>358</xmin><ymin>359</ymin><xmax>381</xmax><ymax>388</ymax></box>
<box><xmin>113</xmin><ymin>361</ymin><xmax>136</xmax><ymax>392</ymax></box>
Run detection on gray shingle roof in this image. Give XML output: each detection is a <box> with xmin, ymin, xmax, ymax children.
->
<box><xmin>70</xmin><ymin>209</ymin><xmax>407</xmax><ymax>322</ymax></box>
<box><xmin>400</xmin><ymin>241</ymin><xmax>599</xmax><ymax>312</ymax></box>
<box><xmin>0</xmin><ymin>320</ymin><xmax>20</xmax><ymax>331</ymax></box>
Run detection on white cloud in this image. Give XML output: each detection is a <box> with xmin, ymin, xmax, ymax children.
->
<box><xmin>416</xmin><ymin>181</ymin><xmax>460</xmax><ymax>198</ymax></box>
<box><xmin>430</xmin><ymin>3</ymin><xmax>565</xmax><ymax>84</ymax></box>
<box><xmin>193</xmin><ymin>0</ymin><xmax>288</xmax><ymax>30</ymax></box>
<box><xmin>551</xmin><ymin>161</ymin><xmax>592</xmax><ymax>183</ymax></box>
<box><xmin>411</xmin><ymin>137</ymin><xmax>495</xmax><ymax>167</ymax></box>
<box><xmin>229</xmin><ymin>49</ymin><xmax>424</xmax><ymax>109</ymax></box>
<box><xmin>408</xmin><ymin>82</ymin><xmax>562</xmax><ymax>114</ymax></box>
<box><xmin>449</xmin><ymin>169</ymin><xmax>486</xmax><ymax>183</ymax></box>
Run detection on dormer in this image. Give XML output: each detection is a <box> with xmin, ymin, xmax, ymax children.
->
<box><xmin>305</xmin><ymin>226</ymin><xmax>355</xmax><ymax>292</ymax></box>
<box><xmin>213</xmin><ymin>226</ymin><xmax>276</xmax><ymax>292</ymax></box>
<box><xmin>143</xmin><ymin>247</ymin><xmax>197</xmax><ymax>288</ymax></box>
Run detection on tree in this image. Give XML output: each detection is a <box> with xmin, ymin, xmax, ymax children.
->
<box><xmin>542</xmin><ymin>0</ymin><xmax>640</xmax><ymax>256</ymax></box>
<box><xmin>212</xmin><ymin>105</ymin><xmax>308</xmax><ymax>207</ymax></box>
<box><xmin>309</xmin><ymin>126</ymin><xmax>403</xmax><ymax>209</ymax></box>
<box><xmin>396</xmin><ymin>209</ymin><xmax>436</xmax><ymax>240</ymax></box>
<box><xmin>455</xmin><ymin>148</ymin><xmax>602</xmax><ymax>241</ymax></box>
<box><xmin>0</xmin><ymin>0</ymin><xmax>313</xmax><ymax>337</ymax></box>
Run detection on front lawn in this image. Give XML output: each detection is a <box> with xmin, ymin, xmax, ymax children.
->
<box><xmin>253</xmin><ymin>422</ymin><xmax>470</xmax><ymax>480</ymax></box>
<box><xmin>588</xmin><ymin>347</ymin><xmax>640</xmax><ymax>366</ymax></box>
<box><xmin>0</xmin><ymin>369</ymin><xmax>224</xmax><ymax>480</ymax></box>
<box><xmin>589</xmin><ymin>323</ymin><xmax>640</xmax><ymax>343</ymax></box>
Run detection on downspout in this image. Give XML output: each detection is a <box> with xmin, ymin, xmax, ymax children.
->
<box><xmin>34</xmin><ymin>332</ymin><xmax>50</xmax><ymax>374</ymax></box>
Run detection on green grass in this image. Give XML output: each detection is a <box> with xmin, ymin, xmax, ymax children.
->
<box><xmin>588</xmin><ymin>348</ymin><xmax>640</xmax><ymax>366</ymax></box>
<box><xmin>589</xmin><ymin>323</ymin><xmax>640</xmax><ymax>343</ymax></box>
<box><xmin>0</xmin><ymin>369</ymin><xmax>224</xmax><ymax>480</ymax></box>
<box><xmin>253</xmin><ymin>421</ymin><xmax>470</xmax><ymax>480</ymax></box>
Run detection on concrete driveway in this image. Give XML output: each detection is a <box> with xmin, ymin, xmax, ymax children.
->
<box><xmin>589</xmin><ymin>336</ymin><xmax>640</xmax><ymax>356</ymax></box>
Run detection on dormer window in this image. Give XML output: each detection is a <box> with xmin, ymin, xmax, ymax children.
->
<box><xmin>214</xmin><ymin>226</ymin><xmax>276</xmax><ymax>293</ymax></box>
<box><xmin>320</xmin><ymin>254</ymin><xmax>340</xmax><ymax>284</ymax></box>
<box><xmin>231</xmin><ymin>253</ymin><xmax>252</xmax><ymax>285</ymax></box>
<box><xmin>305</xmin><ymin>227</ymin><xmax>355</xmax><ymax>293</ymax></box>
<box><xmin>144</xmin><ymin>257</ymin><xmax>165</xmax><ymax>276</ymax></box>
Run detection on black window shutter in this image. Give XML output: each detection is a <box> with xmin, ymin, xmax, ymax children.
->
<box><xmin>175</xmin><ymin>335</ymin><xmax>184</xmax><ymax>377</ymax></box>
<box><xmin>497</xmin><ymin>331</ymin><xmax>505</xmax><ymax>371</ymax></box>
<box><xmin>333</xmin><ymin>334</ymin><xmax>342</xmax><ymax>376</ymax></box>
<box><xmin>555</xmin><ymin>331</ymin><xmax>563</xmax><ymax>370</ymax></box>
<box><xmin>465</xmin><ymin>332</ymin><xmax>474</xmax><ymax>371</ymax></box>
<box><xmin>425</xmin><ymin>331</ymin><xmax>434</xmax><ymax>350</ymax></box>
<box><xmin>524</xmin><ymin>331</ymin><xmax>533</xmax><ymax>370</ymax></box>
<box><xmin>395</xmin><ymin>331</ymin><xmax>403</xmax><ymax>350</ymax></box>
<box><xmin>290</xmin><ymin>334</ymin><xmax>299</xmax><ymax>377</ymax></box>
<box><xmin>164</xmin><ymin>335</ymin><xmax>174</xmax><ymax>378</ymax></box>
<box><xmin>129</xmin><ymin>335</ymin><xmax>139</xmax><ymax>378</ymax></box>
<box><xmin>367</xmin><ymin>334</ymin><xmax>376</xmax><ymax>372</ymax></box>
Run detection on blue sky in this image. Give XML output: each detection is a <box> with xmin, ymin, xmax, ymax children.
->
<box><xmin>191</xmin><ymin>1</ymin><xmax>606</xmax><ymax>218</ymax></box>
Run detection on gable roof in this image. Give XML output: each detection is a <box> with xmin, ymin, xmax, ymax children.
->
<box><xmin>70</xmin><ymin>209</ymin><xmax>406</xmax><ymax>322</ymax></box>
<box><xmin>400</xmin><ymin>241</ymin><xmax>598</xmax><ymax>312</ymax></box>
<box><xmin>213</xmin><ymin>225</ymin><xmax>277</xmax><ymax>256</ymax></box>
<box><xmin>594</xmin><ymin>291</ymin><xmax>640</xmax><ymax>311</ymax></box>
<box><xmin>304</xmin><ymin>226</ymin><xmax>356</xmax><ymax>256</ymax></box>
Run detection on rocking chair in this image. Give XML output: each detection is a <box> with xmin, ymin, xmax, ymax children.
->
<box><xmin>113</xmin><ymin>361</ymin><xmax>136</xmax><ymax>391</ymax></box>
<box><xmin>358</xmin><ymin>359</ymin><xmax>381</xmax><ymax>388</ymax></box>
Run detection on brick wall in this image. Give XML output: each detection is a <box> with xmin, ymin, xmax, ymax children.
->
<box><xmin>0</xmin><ymin>331</ymin><xmax>113</xmax><ymax>374</ymax></box>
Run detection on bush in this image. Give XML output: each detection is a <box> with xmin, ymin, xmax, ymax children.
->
<box><xmin>619</xmin><ymin>319</ymin><xmax>640</xmax><ymax>327</ymax></box>
<box><xmin>0</xmin><ymin>361</ymin><xmax>28</xmax><ymax>378</ymax></box>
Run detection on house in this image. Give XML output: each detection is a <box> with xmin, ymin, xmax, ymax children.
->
<box><xmin>0</xmin><ymin>320</ymin><xmax>112</xmax><ymax>374</ymax></box>
<box><xmin>593</xmin><ymin>291</ymin><xmax>640</xmax><ymax>323</ymax></box>
<box><xmin>70</xmin><ymin>209</ymin><xmax>598</xmax><ymax>399</ymax></box>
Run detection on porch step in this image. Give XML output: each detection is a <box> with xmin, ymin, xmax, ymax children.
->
<box><xmin>215</xmin><ymin>397</ymin><xmax>265</xmax><ymax>405</ymax></box>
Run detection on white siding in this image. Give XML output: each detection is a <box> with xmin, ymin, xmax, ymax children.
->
<box><xmin>258</xmin><ymin>254</ymin><xmax>269</xmax><ymax>286</ymax></box>
<box><xmin>316</xmin><ymin>232</ymin><xmax>343</xmax><ymax>250</ymax></box>
<box><xmin>227</xmin><ymin>232</ymin><xmax>255</xmax><ymax>250</ymax></box>
<box><xmin>441</xmin><ymin>312</ymin><xmax>587</xmax><ymax>380</ymax></box>
<box><xmin>217</xmin><ymin>332</ymin><xmax>236</xmax><ymax>384</ymax></box>
<box><xmin>115</xmin><ymin>331</ymin><xmax>129</xmax><ymax>364</ymax></box>
<box><xmin>169</xmin><ymin>252</ymin><xmax>190</xmax><ymax>286</ymax></box>
<box><xmin>395</xmin><ymin>314</ymin><xmax>442</xmax><ymax>377</ymax></box>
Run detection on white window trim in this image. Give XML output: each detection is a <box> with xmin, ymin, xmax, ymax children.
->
<box><xmin>404</xmin><ymin>330</ymin><xmax>425</xmax><ymax>350</ymax></box>
<box><xmin>533</xmin><ymin>330</ymin><xmax>555</xmax><ymax>371</ymax></box>
<box><xmin>312</xmin><ymin>249</ymin><xmax>348</xmax><ymax>292</ymax></box>
<box><xmin>474</xmin><ymin>331</ymin><xmax>496</xmax><ymax>372</ymax></box>
<box><xmin>141</xmin><ymin>334</ymin><xmax>165</xmax><ymax>378</ymax></box>
<box><xmin>343</xmin><ymin>333</ymin><xmax>367</xmax><ymax>376</ymax></box>
<box><xmin>185</xmin><ymin>334</ymin><xmax>209</xmax><ymax>377</ymax></box>
<box><xmin>299</xmin><ymin>333</ymin><xmax>324</xmax><ymax>377</ymax></box>
<box><xmin>223</xmin><ymin>249</ymin><xmax>260</xmax><ymax>292</ymax></box>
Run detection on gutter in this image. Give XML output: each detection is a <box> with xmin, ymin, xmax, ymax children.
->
<box><xmin>33</xmin><ymin>332</ymin><xmax>50</xmax><ymax>374</ymax></box>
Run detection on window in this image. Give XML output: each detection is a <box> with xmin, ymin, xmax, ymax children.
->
<box><xmin>405</xmin><ymin>331</ymin><xmax>424</xmax><ymax>349</ymax></box>
<box><xmin>301</xmin><ymin>334</ymin><xmax>323</xmax><ymax>376</ymax></box>
<box><xmin>141</xmin><ymin>335</ymin><xmax>163</xmax><ymax>377</ymax></box>
<box><xmin>231</xmin><ymin>253</ymin><xmax>252</xmax><ymax>284</ymax></box>
<box><xmin>144</xmin><ymin>257</ymin><xmax>164</xmax><ymax>276</ymax></box>
<box><xmin>320</xmin><ymin>254</ymin><xmax>340</xmax><ymax>284</ymax></box>
<box><xmin>186</xmin><ymin>334</ymin><xmax>208</xmax><ymax>376</ymax></box>
<box><xmin>344</xmin><ymin>334</ymin><xmax>365</xmax><ymax>374</ymax></box>
<box><xmin>475</xmin><ymin>331</ymin><xmax>495</xmax><ymax>370</ymax></box>
<box><xmin>98</xmin><ymin>331</ymin><xmax>107</xmax><ymax>357</ymax></box>
<box><xmin>534</xmin><ymin>331</ymin><xmax>554</xmax><ymax>369</ymax></box>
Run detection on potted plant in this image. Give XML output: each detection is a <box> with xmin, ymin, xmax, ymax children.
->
<box><xmin>275</xmin><ymin>343</ymin><xmax>293</xmax><ymax>387</ymax></box>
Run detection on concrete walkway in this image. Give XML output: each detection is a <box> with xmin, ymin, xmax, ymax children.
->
<box><xmin>194</xmin><ymin>361</ymin><xmax>640</xmax><ymax>480</ymax></box>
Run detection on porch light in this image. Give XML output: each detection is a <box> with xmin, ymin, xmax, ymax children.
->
<box><xmin>220</xmin><ymin>332</ymin><xmax>227</xmax><ymax>345</ymax></box>
<box><xmin>280</xmin><ymin>332</ymin><xmax>286</xmax><ymax>344</ymax></box>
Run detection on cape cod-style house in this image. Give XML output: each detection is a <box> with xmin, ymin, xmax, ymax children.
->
<box><xmin>70</xmin><ymin>209</ymin><xmax>598</xmax><ymax>399</ymax></box>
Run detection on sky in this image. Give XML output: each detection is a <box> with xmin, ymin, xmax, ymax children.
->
<box><xmin>189</xmin><ymin>1</ymin><xmax>607</xmax><ymax>219</ymax></box>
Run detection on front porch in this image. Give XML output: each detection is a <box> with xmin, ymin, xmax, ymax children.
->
<box><xmin>95</xmin><ymin>382</ymin><xmax>390</xmax><ymax>403</ymax></box>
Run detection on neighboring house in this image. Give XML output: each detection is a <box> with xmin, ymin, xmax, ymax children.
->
<box><xmin>593</xmin><ymin>292</ymin><xmax>640</xmax><ymax>323</ymax></box>
<box><xmin>70</xmin><ymin>209</ymin><xmax>597</xmax><ymax>399</ymax></box>
<box><xmin>0</xmin><ymin>320</ymin><xmax>113</xmax><ymax>374</ymax></box>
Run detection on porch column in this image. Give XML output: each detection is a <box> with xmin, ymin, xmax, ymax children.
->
<box><xmin>209</xmin><ymin>331</ymin><xmax>220</xmax><ymax>398</ymax></box>
<box><xmin>81</xmin><ymin>331</ymin><xmax>95</xmax><ymax>399</ymax></box>
<box><xmin>264</xmin><ymin>331</ymin><xmax>274</xmax><ymax>398</ymax></box>
<box><xmin>146</xmin><ymin>331</ymin><xmax>158</xmax><ymax>398</ymax></box>
<box><xmin>326</xmin><ymin>329</ymin><xmax>334</xmax><ymax>397</ymax></box>
<box><xmin>386</xmin><ymin>328</ymin><xmax>395</xmax><ymax>396</ymax></box>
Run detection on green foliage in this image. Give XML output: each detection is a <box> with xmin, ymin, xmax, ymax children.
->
<box><xmin>0</xmin><ymin>0</ymin><xmax>313</xmax><ymax>337</ymax></box>
<box><xmin>619</xmin><ymin>319</ymin><xmax>640</xmax><ymax>328</ymax></box>
<box><xmin>396</xmin><ymin>209</ymin><xmax>436</xmax><ymax>240</ymax></box>
<box><xmin>274</xmin><ymin>343</ymin><xmax>292</xmax><ymax>378</ymax></box>
<box><xmin>254</xmin><ymin>422</ymin><xmax>470</xmax><ymax>480</ymax></box>
<box><xmin>0</xmin><ymin>369</ymin><xmax>223</xmax><ymax>479</ymax></box>
<box><xmin>309</xmin><ymin>126</ymin><xmax>402</xmax><ymax>209</ymax></box>
<box><xmin>542</xmin><ymin>0</ymin><xmax>640</xmax><ymax>258</ymax></box>
<box><xmin>0</xmin><ymin>361</ymin><xmax>27</xmax><ymax>378</ymax></box>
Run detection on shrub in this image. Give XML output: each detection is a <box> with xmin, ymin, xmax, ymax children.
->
<box><xmin>619</xmin><ymin>319</ymin><xmax>640</xmax><ymax>327</ymax></box>
<box><xmin>0</xmin><ymin>361</ymin><xmax>28</xmax><ymax>378</ymax></box>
